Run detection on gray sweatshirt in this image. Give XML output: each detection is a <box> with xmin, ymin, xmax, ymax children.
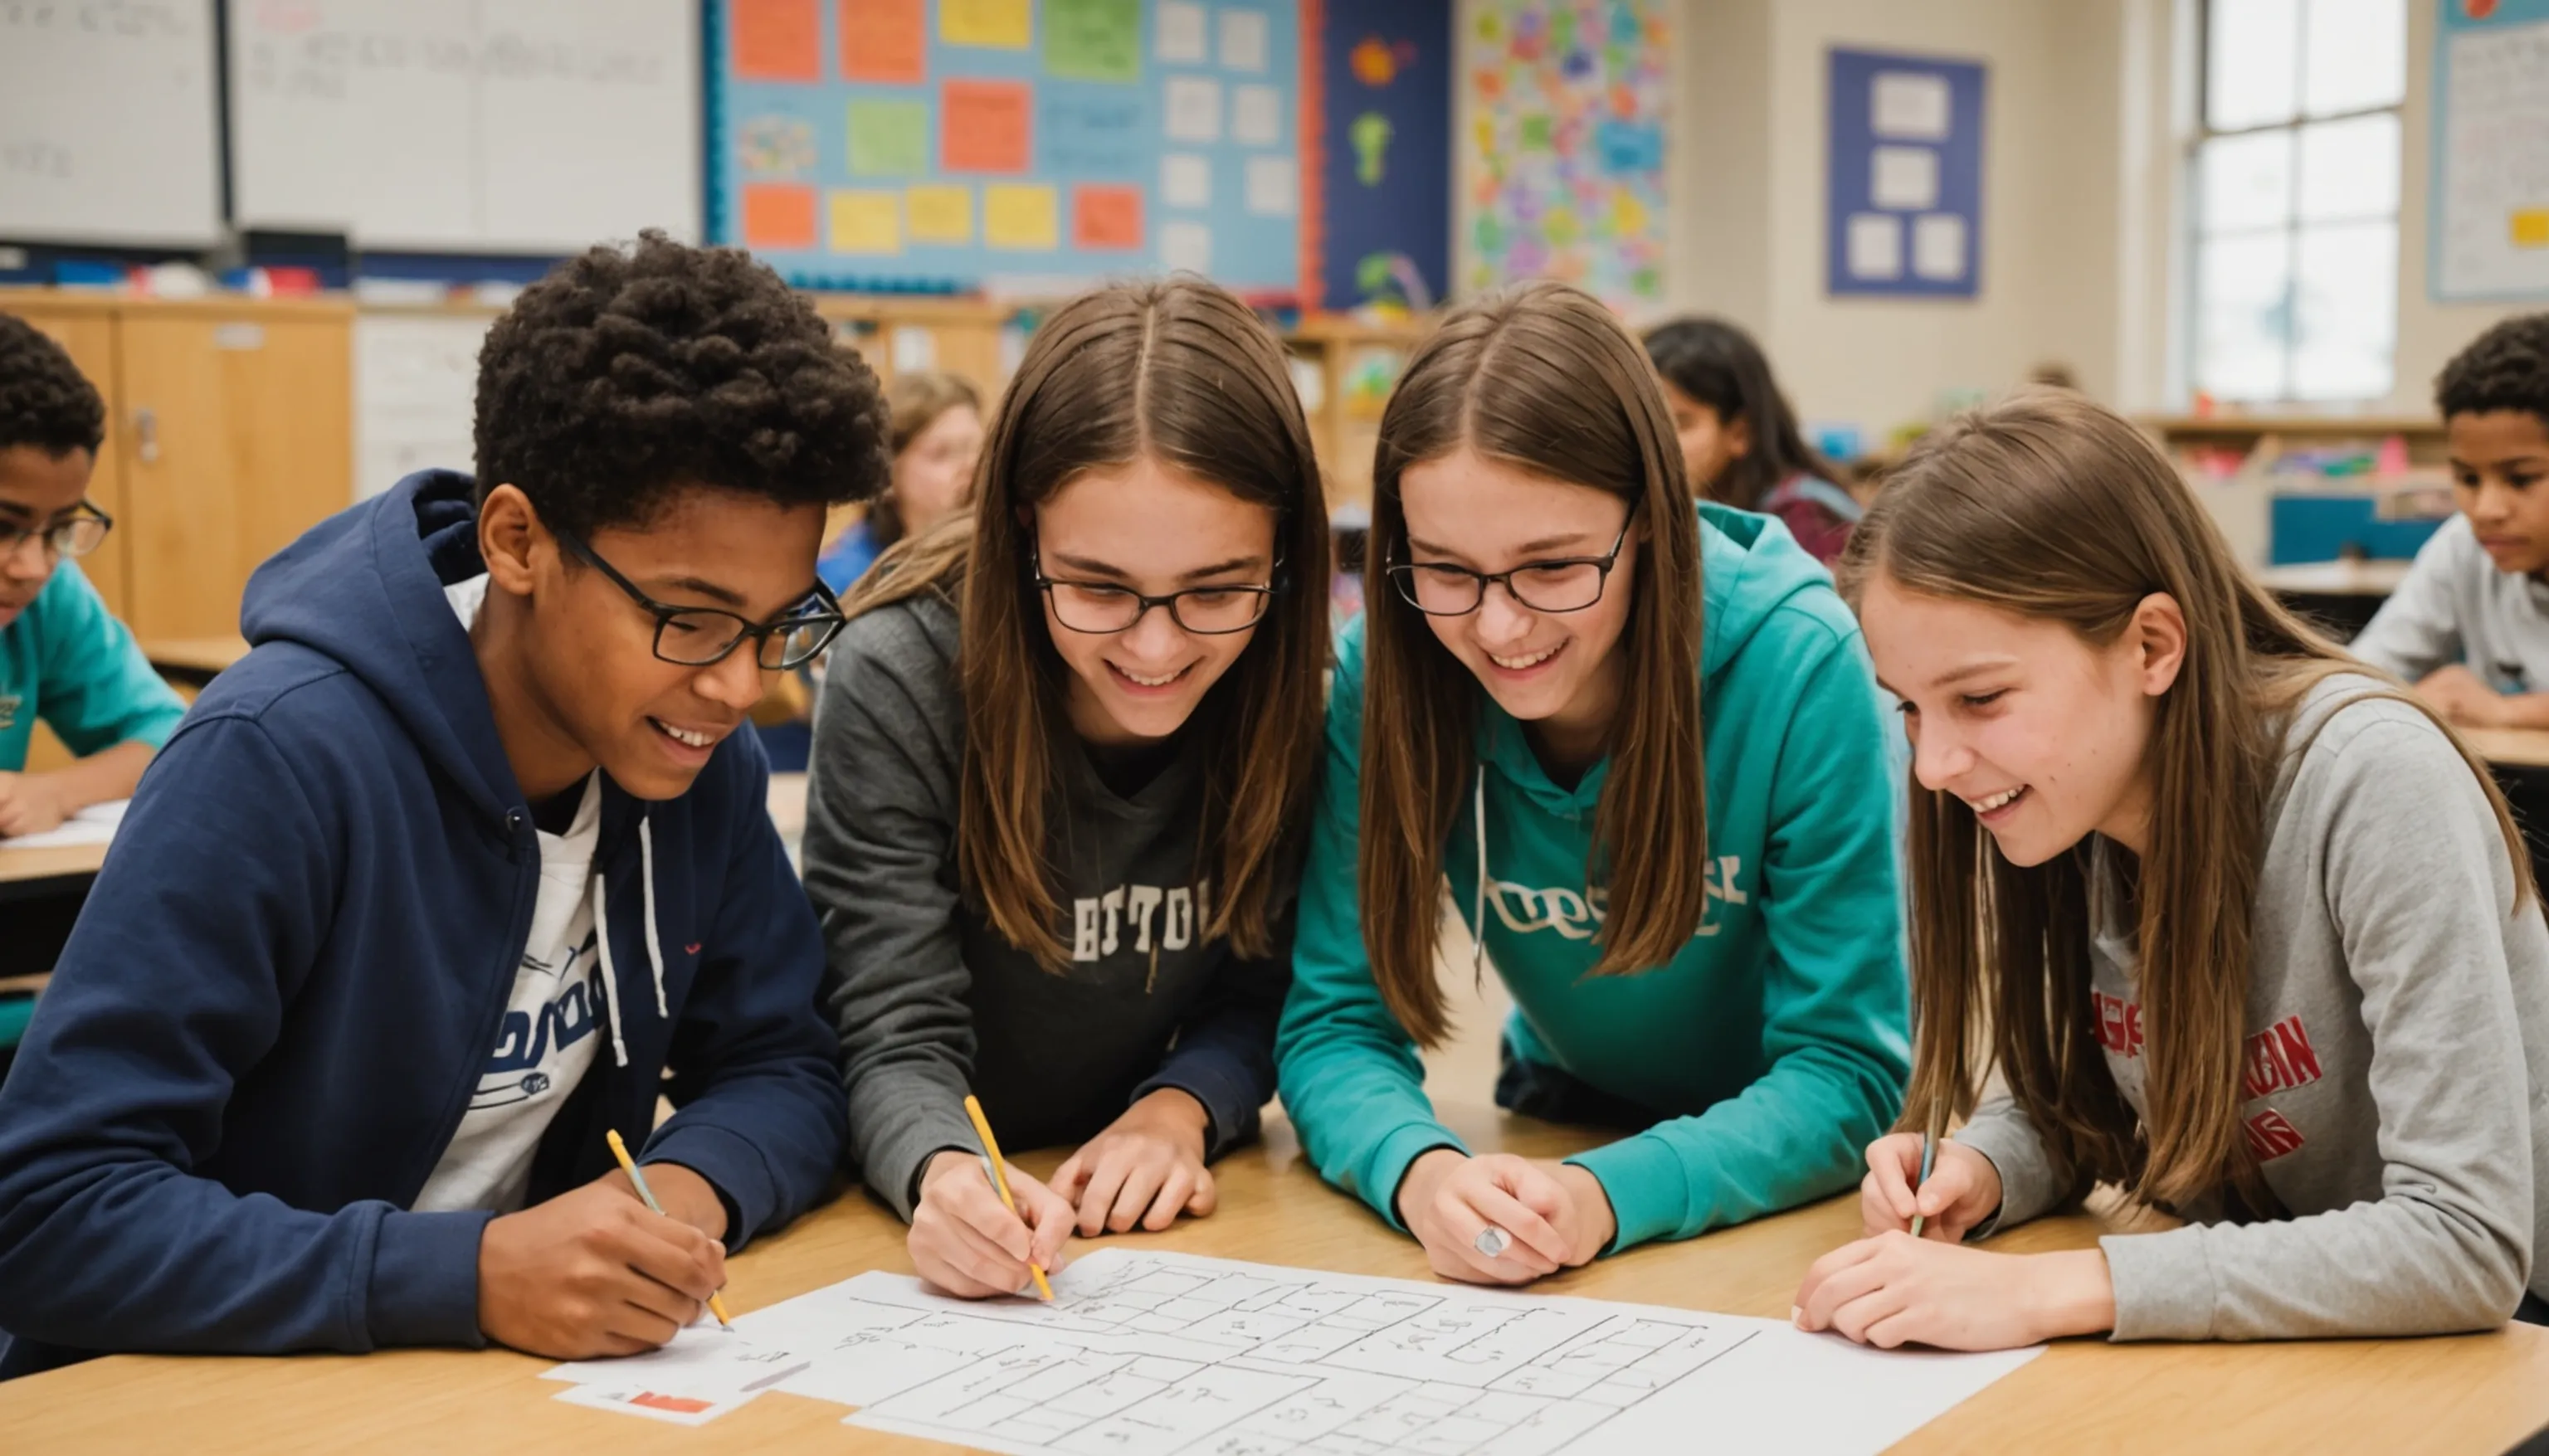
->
<box><xmin>801</xmin><ymin>590</ymin><xmax>1296</xmax><ymax>1219</ymax></box>
<box><xmin>1956</xmin><ymin>674</ymin><xmax>2549</xmax><ymax>1340</ymax></box>
<box><xmin>2352</xmin><ymin>514</ymin><xmax>2549</xmax><ymax>693</ymax></box>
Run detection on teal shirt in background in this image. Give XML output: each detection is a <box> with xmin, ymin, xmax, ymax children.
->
<box><xmin>1276</xmin><ymin>504</ymin><xmax>1911</xmax><ymax>1253</ymax></box>
<box><xmin>0</xmin><ymin>562</ymin><xmax>188</xmax><ymax>773</ymax></box>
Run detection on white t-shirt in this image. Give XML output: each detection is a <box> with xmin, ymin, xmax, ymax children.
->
<box><xmin>413</xmin><ymin>575</ymin><xmax>609</xmax><ymax>1215</ymax></box>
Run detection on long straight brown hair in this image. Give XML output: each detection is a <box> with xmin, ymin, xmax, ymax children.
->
<box><xmin>1359</xmin><ymin>280</ymin><xmax>1709</xmax><ymax>1045</ymax></box>
<box><xmin>844</xmin><ymin>279</ymin><xmax>1329</xmax><ymax>971</ymax></box>
<box><xmin>1838</xmin><ymin>388</ymin><xmax>2533</xmax><ymax>1210</ymax></box>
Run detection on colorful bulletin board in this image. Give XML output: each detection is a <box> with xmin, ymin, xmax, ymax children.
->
<box><xmin>1460</xmin><ymin>1</ymin><xmax>1670</xmax><ymax>307</ymax></box>
<box><xmin>1310</xmin><ymin>0</ymin><xmax>1453</xmax><ymax>310</ymax></box>
<box><xmin>2431</xmin><ymin>0</ymin><xmax>2549</xmax><ymax>302</ymax></box>
<box><xmin>1825</xmin><ymin>46</ymin><xmax>1986</xmax><ymax>299</ymax></box>
<box><xmin>707</xmin><ymin>0</ymin><xmax>1304</xmax><ymax>296</ymax></box>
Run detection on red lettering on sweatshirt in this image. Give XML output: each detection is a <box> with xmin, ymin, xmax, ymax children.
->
<box><xmin>2244</xmin><ymin>1107</ymin><xmax>2306</xmax><ymax>1161</ymax></box>
<box><xmin>2242</xmin><ymin>1014</ymin><xmax>2324</xmax><ymax>1098</ymax></box>
<box><xmin>2091</xmin><ymin>990</ymin><xmax>2144</xmax><ymax>1059</ymax></box>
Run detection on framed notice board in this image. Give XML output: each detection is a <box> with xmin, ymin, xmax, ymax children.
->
<box><xmin>1825</xmin><ymin>46</ymin><xmax>1986</xmax><ymax>299</ymax></box>
<box><xmin>707</xmin><ymin>0</ymin><xmax>1306</xmax><ymax>297</ymax></box>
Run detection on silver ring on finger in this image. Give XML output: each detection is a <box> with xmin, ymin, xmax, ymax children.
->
<box><xmin>1474</xmin><ymin>1225</ymin><xmax>1511</xmax><ymax>1259</ymax></box>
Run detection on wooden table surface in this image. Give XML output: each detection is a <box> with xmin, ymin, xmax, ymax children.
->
<box><xmin>0</xmin><ymin>837</ymin><xmax>107</xmax><ymax>890</ymax></box>
<box><xmin>2</xmin><ymin>1103</ymin><xmax>2543</xmax><ymax>1454</ymax></box>
<box><xmin>139</xmin><ymin>634</ymin><xmax>251</xmax><ymax>684</ymax></box>
<box><xmin>2465</xmin><ymin>726</ymin><xmax>2549</xmax><ymax>770</ymax></box>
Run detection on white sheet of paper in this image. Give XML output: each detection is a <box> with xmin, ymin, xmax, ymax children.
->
<box><xmin>3</xmin><ymin>799</ymin><xmax>127</xmax><ymax>850</ymax></box>
<box><xmin>1157</xmin><ymin>1</ymin><xmax>1207</xmax><ymax>63</ymax></box>
<box><xmin>1161</xmin><ymin>153</ymin><xmax>1212</xmax><ymax>209</ymax></box>
<box><xmin>551</xmin><ymin>1381</ymin><xmax>760</xmax><ymax>1426</ymax></box>
<box><xmin>1871</xmin><ymin>70</ymin><xmax>1952</xmax><ymax>140</ymax></box>
<box><xmin>1218</xmin><ymin>7</ymin><xmax>1270</xmax><ymax>71</ymax></box>
<box><xmin>1233</xmin><ymin>84</ymin><xmax>1283</xmax><ymax>146</ymax></box>
<box><xmin>1163</xmin><ymin>76</ymin><xmax>1222</xmax><ymax>144</ymax></box>
<box><xmin>1870</xmin><ymin>144</ymin><xmax>1939</xmax><ymax>211</ymax></box>
<box><xmin>1847</xmin><ymin>212</ymin><xmax>1903</xmax><ymax>280</ymax></box>
<box><xmin>1913</xmin><ymin>212</ymin><xmax>1967</xmax><ymax>280</ymax></box>
<box><xmin>1161</xmin><ymin>220</ymin><xmax>1213</xmax><ymax>273</ymax></box>
<box><xmin>546</xmin><ymin>1250</ymin><xmax>2040</xmax><ymax>1454</ymax></box>
<box><xmin>1245</xmin><ymin>155</ymin><xmax>1298</xmax><ymax>217</ymax></box>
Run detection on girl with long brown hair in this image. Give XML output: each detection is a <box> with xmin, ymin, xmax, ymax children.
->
<box><xmin>1797</xmin><ymin>390</ymin><xmax>2549</xmax><ymax>1348</ymax></box>
<box><xmin>815</xmin><ymin>369</ymin><xmax>985</xmax><ymax>593</ymax></box>
<box><xmin>1276</xmin><ymin>281</ymin><xmax>1908</xmax><ymax>1285</ymax></box>
<box><xmin>801</xmin><ymin>279</ymin><xmax>1329</xmax><ymax>1298</ymax></box>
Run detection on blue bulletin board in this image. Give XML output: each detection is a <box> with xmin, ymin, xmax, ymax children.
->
<box><xmin>706</xmin><ymin>0</ymin><xmax>1305</xmax><ymax>297</ymax></box>
<box><xmin>1825</xmin><ymin>46</ymin><xmax>1986</xmax><ymax>299</ymax></box>
<box><xmin>1309</xmin><ymin>0</ymin><xmax>1452</xmax><ymax>310</ymax></box>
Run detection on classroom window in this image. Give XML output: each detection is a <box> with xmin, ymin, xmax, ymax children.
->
<box><xmin>2190</xmin><ymin>0</ymin><xmax>2405</xmax><ymax>402</ymax></box>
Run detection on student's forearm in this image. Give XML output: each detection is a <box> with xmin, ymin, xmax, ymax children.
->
<box><xmin>46</xmin><ymin>739</ymin><xmax>158</xmax><ymax>813</ymax></box>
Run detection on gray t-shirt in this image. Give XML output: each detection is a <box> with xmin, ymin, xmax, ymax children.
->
<box><xmin>1957</xmin><ymin>674</ymin><xmax>2549</xmax><ymax>1339</ymax></box>
<box><xmin>800</xmin><ymin>590</ymin><xmax>1296</xmax><ymax>1218</ymax></box>
<box><xmin>2352</xmin><ymin>513</ymin><xmax>2549</xmax><ymax>694</ymax></box>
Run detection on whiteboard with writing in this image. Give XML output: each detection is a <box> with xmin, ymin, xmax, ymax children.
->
<box><xmin>0</xmin><ymin>0</ymin><xmax>223</xmax><ymax>246</ymax></box>
<box><xmin>2432</xmin><ymin>0</ymin><xmax>2549</xmax><ymax>301</ymax></box>
<box><xmin>228</xmin><ymin>0</ymin><xmax>700</xmax><ymax>253</ymax></box>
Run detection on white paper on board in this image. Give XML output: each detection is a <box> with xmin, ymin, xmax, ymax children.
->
<box><xmin>891</xmin><ymin>325</ymin><xmax>937</xmax><ymax>373</ymax></box>
<box><xmin>1245</xmin><ymin>155</ymin><xmax>1298</xmax><ymax>217</ymax></box>
<box><xmin>1871</xmin><ymin>70</ymin><xmax>1952</xmax><ymax>140</ymax></box>
<box><xmin>1234</xmin><ymin>84</ymin><xmax>1283</xmax><ymax>146</ymax></box>
<box><xmin>1164</xmin><ymin>75</ymin><xmax>1223</xmax><ymax>143</ymax></box>
<box><xmin>1913</xmin><ymin>212</ymin><xmax>1967</xmax><ymax>281</ymax></box>
<box><xmin>1847</xmin><ymin>212</ymin><xmax>1903</xmax><ymax>280</ymax></box>
<box><xmin>1870</xmin><ymin>144</ymin><xmax>1940</xmax><ymax>211</ymax></box>
<box><xmin>1162</xmin><ymin>220</ymin><xmax>1213</xmax><ymax>273</ymax></box>
<box><xmin>1220</xmin><ymin>7</ymin><xmax>1270</xmax><ymax>71</ymax></box>
<box><xmin>1162</xmin><ymin>153</ymin><xmax>1213</xmax><ymax>208</ymax></box>
<box><xmin>1158</xmin><ymin>1</ymin><xmax>1208</xmax><ymax>62</ymax></box>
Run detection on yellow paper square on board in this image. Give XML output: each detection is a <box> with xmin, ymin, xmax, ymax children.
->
<box><xmin>985</xmin><ymin>184</ymin><xmax>1060</xmax><ymax>251</ymax></box>
<box><xmin>2514</xmin><ymin>209</ymin><xmax>2549</xmax><ymax>251</ymax></box>
<box><xmin>908</xmin><ymin>185</ymin><xmax>975</xmax><ymax>245</ymax></box>
<box><xmin>941</xmin><ymin>0</ymin><xmax>1030</xmax><ymax>48</ymax></box>
<box><xmin>828</xmin><ymin>190</ymin><xmax>903</xmax><ymax>255</ymax></box>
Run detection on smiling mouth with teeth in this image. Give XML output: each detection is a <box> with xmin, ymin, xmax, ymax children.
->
<box><xmin>1970</xmin><ymin>786</ymin><xmax>2026</xmax><ymax>813</ymax></box>
<box><xmin>1488</xmin><ymin>645</ymin><xmax>1560</xmax><ymax>670</ymax></box>
<box><xmin>651</xmin><ymin>718</ymin><xmax>717</xmax><ymax>748</ymax></box>
<box><xmin>1113</xmin><ymin>663</ymin><xmax>1187</xmax><ymax>688</ymax></box>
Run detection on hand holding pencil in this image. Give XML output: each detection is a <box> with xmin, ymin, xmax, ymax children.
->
<box><xmin>905</xmin><ymin>1098</ymin><xmax>1075</xmax><ymax>1301</ymax></box>
<box><xmin>1857</xmin><ymin>1129</ymin><xmax>2006</xmax><ymax>1244</ymax></box>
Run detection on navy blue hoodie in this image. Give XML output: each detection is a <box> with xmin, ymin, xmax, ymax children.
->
<box><xmin>0</xmin><ymin>471</ymin><xmax>849</xmax><ymax>1380</ymax></box>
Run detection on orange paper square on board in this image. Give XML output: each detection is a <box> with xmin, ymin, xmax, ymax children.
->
<box><xmin>741</xmin><ymin>183</ymin><xmax>819</xmax><ymax>250</ymax></box>
<box><xmin>1074</xmin><ymin>185</ymin><xmax>1143</xmax><ymax>251</ymax></box>
<box><xmin>941</xmin><ymin>80</ymin><xmax>1033</xmax><ymax>174</ymax></box>
<box><xmin>843</xmin><ymin>0</ymin><xmax>927</xmax><ymax>84</ymax></box>
<box><xmin>729</xmin><ymin>0</ymin><xmax>821</xmax><ymax>82</ymax></box>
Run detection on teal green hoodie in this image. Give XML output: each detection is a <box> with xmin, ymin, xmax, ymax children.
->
<box><xmin>1276</xmin><ymin>504</ymin><xmax>1910</xmax><ymax>1252</ymax></box>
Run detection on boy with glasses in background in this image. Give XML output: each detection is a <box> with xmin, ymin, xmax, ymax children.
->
<box><xmin>0</xmin><ymin>235</ymin><xmax>885</xmax><ymax>1379</ymax></box>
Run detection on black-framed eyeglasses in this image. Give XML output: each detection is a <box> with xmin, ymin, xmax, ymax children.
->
<box><xmin>0</xmin><ymin>502</ymin><xmax>113</xmax><ymax>562</ymax></box>
<box><xmin>554</xmin><ymin>527</ymin><xmax>846</xmax><ymax>670</ymax></box>
<box><xmin>1385</xmin><ymin>518</ymin><xmax>1634</xmax><ymax>616</ymax></box>
<box><xmin>1032</xmin><ymin>549</ymin><xmax>1283</xmax><ymax>635</ymax></box>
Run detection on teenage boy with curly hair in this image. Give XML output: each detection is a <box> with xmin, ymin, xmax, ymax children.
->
<box><xmin>0</xmin><ymin>235</ymin><xmax>889</xmax><ymax>1379</ymax></box>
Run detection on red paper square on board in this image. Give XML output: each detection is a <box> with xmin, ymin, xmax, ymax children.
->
<box><xmin>729</xmin><ymin>0</ymin><xmax>820</xmax><ymax>82</ymax></box>
<box><xmin>741</xmin><ymin>184</ymin><xmax>819</xmax><ymax>250</ymax></box>
<box><xmin>1074</xmin><ymin>185</ymin><xmax>1143</xmax><ymax>251</ymax></box>
<box><xmin>941</xmin><ymin>80</ymin><xmax>1033</xmax><ymax>174</ymax></box>
<box><xmin>842</xmin><ymin>0</ymin><xmax>926</xmax><ymax>84</ymax></box>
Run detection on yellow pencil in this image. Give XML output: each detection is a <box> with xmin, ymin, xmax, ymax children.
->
<box><xmin>963</xmin><ymin>1094</ymin><xmax>1055</xmax><ymax>1303</ymax></box>
<box><xmin>605</xmin><ymin>1127</ymin><xmax>735</xmax><ymax>1331</ymax></box>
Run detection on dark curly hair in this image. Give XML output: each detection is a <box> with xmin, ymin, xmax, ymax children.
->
<box><xmin>473</xmin><ymin>231</ymin><xmax>889</xmax><ymax>540</ymax></box>
<box><xmin>0</xmin><ymin>312</ymin><xmax>107</xmax><ymax>457</ymax></box>
<box><xmin>2436</xmin><ymin>312</ymin><xmax>2549</xmax><ymax>428</ymax></box>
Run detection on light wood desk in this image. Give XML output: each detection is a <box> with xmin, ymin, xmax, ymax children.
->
<box><xmin>2254</xmin><ymin>558</ymin><xmax>2414</xmax><ymax>597</ymax></box>
<box><xmin>2</xmin><ymin>1104</ymin><xmax>2543</xmax><ymax>1454</ymax></box>
<box><xmin>2466</xmin><ymin>726</ymin><xmax>2549</xmax><ymax>770</ymax></box>
<box><xmin>0</xmin><ymin>838</ymin><xmax>107</xmax><ymax>899</ymax></box>
<box><xmin>140</xmin><ymin>634</ymin><xmax>251</xmax><ymax>688</ymax></box>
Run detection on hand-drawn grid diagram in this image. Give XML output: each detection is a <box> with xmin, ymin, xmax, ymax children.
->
<box><xmin>831</xmin><ymin>1258</ymin><xmax>1756</xmax><ymax>1455</ymax></box>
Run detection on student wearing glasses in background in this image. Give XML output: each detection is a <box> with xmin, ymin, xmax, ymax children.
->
<box><xmin>802</xmin><ymin>279</ymin><xmax>1329</xmax><ymax>1300</ymax></box>
<box><xmin>1277</xmin><ymin>284</ymin><xmax>1909</xmax><ymax>1286</ymax></box>
<box><xmin>0</xmin><ymin>236</ymin><xmax>875</xmax><ymax>1379</ymax></box>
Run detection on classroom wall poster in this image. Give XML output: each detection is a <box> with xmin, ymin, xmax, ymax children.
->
<box><xmin>1825</xmin><ymin>46</ymin><xmax>1986</xmax><ymax>299</ymax></box>
<box><xmin>1460</xmin><ymin>0</ymin><xmax>1670</xmax><ymax>307</ymax></box>
<box><xmin>2431</xmin><ymin>0</ymin><xmax>2549</xmax><ymax>302</ymax></box>
<box><xmin>706</xmin><ymin>0</ymin><xmax>1305</xmax><ymax>297</ymax></box>
<box><xmin>1309</xmin><ymin>0</ymin><xmax>1453</xmax><ymax>310</ymax></box>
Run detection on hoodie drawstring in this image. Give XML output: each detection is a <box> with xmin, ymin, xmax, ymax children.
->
<box><xmin>1469</xmin><ymin>765</ymin><xmax>1489</xmax><ymax>982</ymax></box>
<box><xmin>590</xmin><ymin>809</ymin><xmax>668</xmax><ymax>1070</ymax></box>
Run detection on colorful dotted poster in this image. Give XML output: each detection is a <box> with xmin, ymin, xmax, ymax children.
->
<box><xmin>1460</xmin><ymin>0</ymin><xmax>1669</xmax><ymax>305</ymax></box>
<box><xmin>708</xmin><ymin>0</ymin><xmax>1304</xmax><ymax>295</ymax></box>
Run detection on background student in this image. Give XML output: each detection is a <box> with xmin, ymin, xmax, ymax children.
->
<box><xmin>1278</xmin><ymin>281</ymin><xmax>1908</xmax><ymax>1287</ymax></box>
<box><xmin>817</xmin><ymin>369</ymin><xmax>986</xmax><ymax>595</ymax></box>
<box><xmin>1804</xmin><ymin>390</ymin><xmax>2549</xmax><ymax>1349</ymax></box>
<box><xmin>1643</xmin><ymin>316</ymin><xmax>1862</xmax><ymax>563</ymax></box>
<box><xmin>2352</xmin><ymin>314</ymin><xmax>2549</xmax><ymax>725</ymax></box>
<box><xmin>803</xmin><ymin>278</ymin><xmax>1329</xmax><ymax>1300</ymax></box>
<box><xmin>0</xmin><ymin>235</ymin><xmax>877</xmax><ymax>1378</ymax></box>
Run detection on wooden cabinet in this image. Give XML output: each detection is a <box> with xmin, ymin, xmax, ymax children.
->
<box><xmin>7</xmin><ymin>304</ymin><xmax>134</xmax><ymax>620</ymax></box>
